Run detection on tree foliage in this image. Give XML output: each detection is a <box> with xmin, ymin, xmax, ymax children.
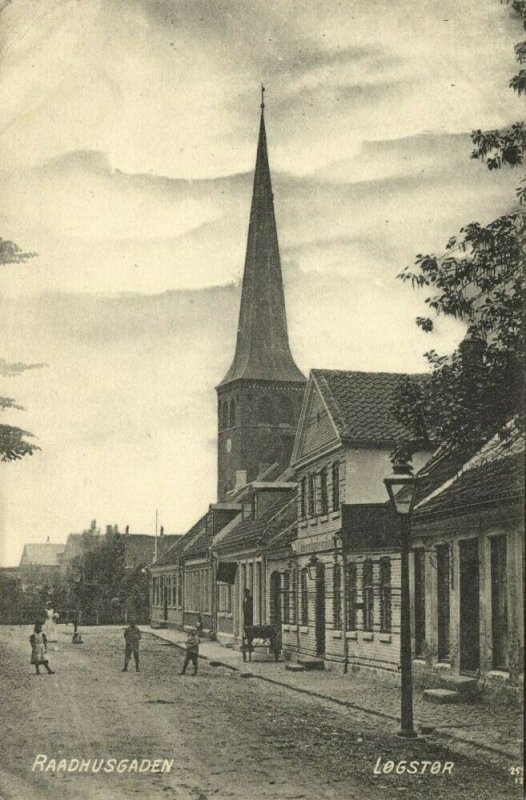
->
<box><xmin>394</xmin><ymin>1</ymin><xmax>525</xmax><ymax>450</ymax></box>
<box><xmin>0</xmin><ymin>237</ymin><xmax>40</xmax><ymax>461</ymax></box>
<box><xmin>66</xmin><ymin>532</ymin><xmax>149</xmax><ymax>623</ymax></box>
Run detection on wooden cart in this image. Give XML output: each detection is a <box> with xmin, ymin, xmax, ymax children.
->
<box><xmin>241</xmin><ymin>624</ymin><xmax>281</xmax><ymax>662</ymax></box>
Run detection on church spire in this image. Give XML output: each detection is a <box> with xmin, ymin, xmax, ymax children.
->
<box><xmin>218</xmin><ymin>92</ymin><xmax>305</xmax><ymax>386</ymax></box>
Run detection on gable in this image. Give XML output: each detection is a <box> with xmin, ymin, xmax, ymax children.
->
<box><xmin>291</xmin><ymin>378</ymin><xmax>340</xmax><ymax>465</ymax></box>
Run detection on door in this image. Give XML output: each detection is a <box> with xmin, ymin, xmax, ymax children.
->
<box><xmin>270</xmin><ymin>571</ymin><xmax>281</xmax><ymax>629</ymax></box>
<box><xmin>315</xmin><ymin>562</ymin><xmax>325</xmax><ymax>657</ymax></box>
<box><xmin>459</xmin><ymin>538</ymin><xmax>480</xmax><ymax>673</ymax></box>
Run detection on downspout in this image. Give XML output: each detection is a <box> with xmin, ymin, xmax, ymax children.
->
<box><xmin>210</xmin><ymin>549</ymin><xmax>217</xmax><ymax>639</ymax></box>
<box><xmin>341</xmin><ymin>541</ymin><xmax>349</xmax><ymax>675</ymax></box>
<box><xmin>294</xmin><ymin>555</ymin><xmax>300</xmax><ymax>659</ymax></box>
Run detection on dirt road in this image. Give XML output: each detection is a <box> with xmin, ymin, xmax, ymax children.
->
<box><xmin>0</xmin><ymin>627</ymin><xmax>520</xmax><ymax>800</ymax></box>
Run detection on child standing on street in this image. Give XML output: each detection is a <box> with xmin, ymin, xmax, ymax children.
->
<box><xmin>30</xmin><ymin>622</ymin><xmax>55</xmax><ymax>675</ymax></box>
<box><xmin>122</xmin><ymin>620</ymin><xmax>141</xmax><ymax>672</ymax></box>
<box><xmin>181</xmin><ymin>627</ymin><xmax>199</xmax><ymax>675</ymax></box>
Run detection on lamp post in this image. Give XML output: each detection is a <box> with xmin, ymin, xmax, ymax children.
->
<box><xmin>384</xmin><ymin>453</ymin><xmax>418</xmax><ymax>739</ymax></box>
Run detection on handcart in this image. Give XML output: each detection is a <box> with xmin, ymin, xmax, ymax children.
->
<box><xmin>241</xmin><ymin>624</ymin><xmax>281</xmax><ymax>662</ymax></box>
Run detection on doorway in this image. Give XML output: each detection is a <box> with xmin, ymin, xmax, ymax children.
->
<box><xmin>459</xmin><ymin>538</ymin><xmax>480</xmax><ymax>673</ymax></box>
<box><xmin>315</xmin><ymin>562</ymin><xmax>325</xmax><ymax>657</ymax></box>
<box><xmin>270</xmin><ymin>571</ymin><xmax>281</xmax><ymax>630</ymax></box>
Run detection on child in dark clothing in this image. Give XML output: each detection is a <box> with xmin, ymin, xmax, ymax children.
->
<box><xmin>181</xmin><ymin>628</ymin><xmax>199</xmax><ymax>675</ymax></box>
<box><xmin>122</xmin><ymin>620</ymin><xmax>141</xmax><ymax>672</ymax></box>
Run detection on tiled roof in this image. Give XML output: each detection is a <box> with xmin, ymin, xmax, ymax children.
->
<box><xmin>20</xmin><ymin>543</ymin><xmax>65</xmax><ymax>567</ymax></box>
<box><xmin>415</xmin><ymin>450</ymin><xmax>524</xmax><ymax>518</ymax></box>
<box><xmin>123</xmin><ymin>534</ymin><xmax>181</xmax><ymax>570</ymax></box>
<box><xmin>215</xmin><ymin>490</ymin><xmax>296</xmax><ymax>553</ymax></box>
<box><xmin>415</xmin><ymin>425</ymin><xmax>525</xmax><ymax>518</ymax></box>
<box><xmin>153</xmin><ymin>514</ymin><xmax>208</xmax><ymax>566</ymax></box>
<box><xmin>312</xmin><ymin>369</ymin><xmax>424</xmax><ymax>445</ymax></box>
<box><xmin>183</xmin><ymin>515</ymin><xmax>213</xmax><ymax>558</ymax></box>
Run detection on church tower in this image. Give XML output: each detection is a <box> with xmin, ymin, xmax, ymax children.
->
<box><xmin>216</xmin><ymin>92</ymin><xmax>306</xmax><ymax>499</ymax></box>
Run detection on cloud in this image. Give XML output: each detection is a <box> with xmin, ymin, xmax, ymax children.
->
<box><xmin>0</xmin><ymin>357</ymin><xmax>47</xmax><ymax>376</ymax></box>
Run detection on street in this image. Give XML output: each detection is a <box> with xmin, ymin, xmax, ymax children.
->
<box><xmin>0</xmin><ymin>627</ymin><xmax>520</xmax><ymax>800</ymax></box>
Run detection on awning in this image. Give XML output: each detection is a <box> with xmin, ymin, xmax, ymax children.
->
<box><xmin>216</xmin><ymin>561</ymin><xmax>238</xmax><ymax>584</ymax></box>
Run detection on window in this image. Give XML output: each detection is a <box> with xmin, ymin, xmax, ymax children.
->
<box><xmin>229</xmin><ymin>399</ymin><xmax>236</xmax><ymax>428</ymax></box>
<box><xmin>301</xmin><ymin>568</ymin><xmax>309</xmax><ymax>625</ymax></box>
<box><xmin>308</xmin><ymin>474</ymin><xmax>316</xmax><ymax>516</ymax></box>
<box><xmin>257</xmin><ymin>396</ymin><xmax>273</xmax><ymax>423</ymax></box>
<box><xmin>333</xmin><ymin>563</ymin><xmax>342</xmax><ymax>629</ymax></box>
<box><xmin>332</xmin><ymin>462</ymin><xmax>340</xmax><ymax>511</ymax></box>
<box><xmin>346</xmin><ymin>562</ymin><xmax>357</xmax><ymax>630</ymax></box>
<box><xmin>218</xmin><ymin>583</ymin><xmax>232</xmax><ymax>613</ymax></box>
<box><xmin>177</xmin><ymin>569</ymin><xmax>183</xmax><ymax>607</ymax></box>
<box><xmin>278</xmin><ymin>396</ymin><xmax>294</xmax><ymax>425</ymax></box>
<box><xmin>363</xmin><ymin>560</ymin><xmax>374</xmax><ymax>631</ymax></box>
<box><xmin>414</xmin><ymin>549</ymin><xmax>426</xmax><ymax>657</ymax></box>
<box><xmin>283</xmin><ymin>571</ymin><xmax>290</xmax><ymax>624</ymax></box>
<box><xmin>491</xmin><ymin>535</ymin><xmax>508</xmax><ymax>669</ymax></box>
<box><xmin>290</xmin><ymin>569</ymin><xmax>297</xmax><ymax>625</ymax></box>
<box><xmin>300</xmin><ymin>477</ymin><xmax>307</xmax><ymax>519</ymax></box>
<box><xmin>221</xmin><ymin>401</ymin><xmax>228</xmax><ymax>430</ymax></box>
<box><xmin>379</xmin><ymin>558</ymin><xmax>391</xmax><ymax>633</ymax></box>
<box><xmin>320</xmin><ymin>468</ymin><xmax>328</xmax><ymax>515</ymax></box>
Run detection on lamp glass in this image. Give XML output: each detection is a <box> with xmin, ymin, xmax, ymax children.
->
<box><xmin>384</xmin><ymin>469</ymin><xmax>418</xmax><ymax>516</ymax></box>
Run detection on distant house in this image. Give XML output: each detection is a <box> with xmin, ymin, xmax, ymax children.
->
<box><xmin>214</xmin><ymin>481</ymin><xmax>297</xmax><ymax>644</ymax></box>
<box><xmin>122</xmin><ymin>532</ymin><xmax>180</xmax><ymax>572</ymax></box>
<box><xmin>149</xmin><ymin>507</ymin><xmax>238</xmax><ymax>632</ymax></box>
<box><xmin>19</xmin><ymin>541</ymin><xmax>65</xmax><ymax>590</ymax></box>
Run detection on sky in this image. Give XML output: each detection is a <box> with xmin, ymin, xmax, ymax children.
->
<box><xmin>0</xmin><ymin>0</ymin><xmax>522</xmax><ymax>564</ymax></box>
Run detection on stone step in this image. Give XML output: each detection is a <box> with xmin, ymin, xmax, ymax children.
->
<box><xmin>423</xmin><ymin>688</ymin><xmax>459</xmax><ymax>704</ymax></box>
<box><xmin>297</xmin><ymin>658</ymin><xmax>325</xmax><ymax>671</ymax></box>
<box><xmin>285</xmin><ymin>663</ymin><xmax>305</xmax><ymax>672</ymax></box>
<box><xmin>437</xmin><ymin>674</ymin><xmax>478</xmax><ymax>696</ymax></box>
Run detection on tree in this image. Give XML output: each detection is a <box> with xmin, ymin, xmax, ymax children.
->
<box><xmin>393</xmin><ymin>1</ymin><xmax>525</xmax><ymax>451</ymax></box>
<box><xmin>0</xmin><ymin>237</ymin><xmax>41</xmax><ymax>461</ymax></box>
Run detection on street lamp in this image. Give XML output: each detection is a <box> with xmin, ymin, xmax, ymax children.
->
<box><xmin>384</xmin><ymin>453</ymin><xmax>418</xmax><ymax>738</ymax></box>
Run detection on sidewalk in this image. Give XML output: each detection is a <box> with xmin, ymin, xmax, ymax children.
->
<box><xmin>141</xmin><ymin>625</ymin><xmax>523</xmax><ymax>762</ymax></box>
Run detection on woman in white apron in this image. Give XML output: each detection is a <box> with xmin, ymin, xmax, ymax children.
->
<box><xmin>29</xmin><ymin>622</ymin><xmax>55</xmax><ymax>675</ymax></box>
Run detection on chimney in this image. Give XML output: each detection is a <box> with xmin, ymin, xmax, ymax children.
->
<box><xmin>125</xmin><ymin>525</ymin><xmax>129</xmax><ymax>535</ymax></box>
<box><xmin>234</xmin><ymin>470</ymin><xmax>248</xmax><ymax>492</ymax></box>
<box><xmin>160</xmin><ymin>526</ymin><xmax>164</xmax><ymax>537</ymax></box>
<box><xmin>459</xmin><ymin>327</ymin><xmax>485</xmax><ymax>369</ymax></box>
<box><xmin>106</xmin><ymin>525</ymin><xmax>112</xmax><ymax>535</ymax></box>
